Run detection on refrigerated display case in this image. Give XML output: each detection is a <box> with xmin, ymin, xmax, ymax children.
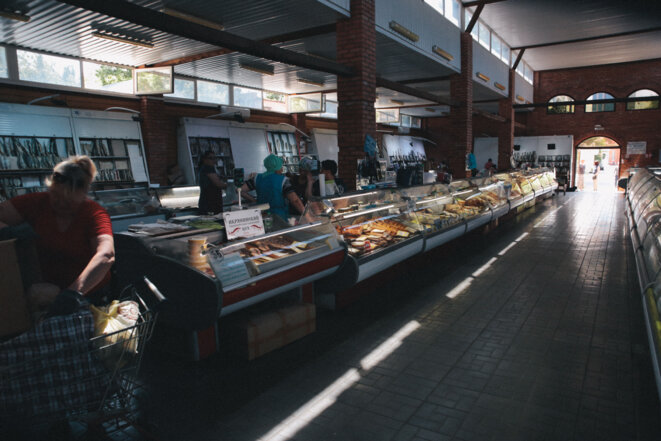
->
<box><xmin>301</xmin><ymin>189</ymin><xmax>425</xmax><ymax>285</ymax></box>
<box><xmin>403</xmin><ymin>183</ymin><xmax>468</xmax><ymax>251</ymax></box>
<box><xmin>625</xmin><ymin>167</ymin><xmax>661</xmax><ymax>402</ymax></box>
<box><xmin>114</xmin><ymin>221</ymin><xmax>345</xmax><ymax>331</ymax></box>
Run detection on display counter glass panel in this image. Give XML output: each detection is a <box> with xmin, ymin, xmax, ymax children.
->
<box><xmin>155</xmin><ymin>186</ymin><xmax>200</xmax><ymax>210</ymax></box>
<box><xmin>93</xmin><ymin>187</ymin><xmax>154</xmax><ymax>218</ymax></box>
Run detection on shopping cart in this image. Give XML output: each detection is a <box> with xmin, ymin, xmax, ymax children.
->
<box><xmin>0</xmin><ymin>277</ymin><xmax>166</xmax><ymax>440</ymax></box>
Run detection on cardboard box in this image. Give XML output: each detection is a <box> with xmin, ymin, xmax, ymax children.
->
<box><xmin>0</xmin><ymin>239</ymin><xmax>32</xmax><ymax>338</ymax></box>
<box><xmin>228</xmin><ymin>303</ymin><xmax>316</xmax><ymax>360</ymax></box>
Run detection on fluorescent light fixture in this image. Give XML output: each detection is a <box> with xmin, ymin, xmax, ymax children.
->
<box><xmin>390</xmin><ymin>99</ymin><xmax>405</xmax><ymax>105</ymax></box>
<box><xmin>92</xmin><ymin>30</ymin><xmax>154</xmax><ymax>48</ymax></box>
<box><xmin>494</xmin><ymin>82</ymin><xmax>506</xmax><ymax>91</ymax></box>
<box><xmin>476</xmin><ymin>72</ymin><xmax>490</xmax><ymax>82</ymax></box>
<box><xmin>389</xmin><ymin>21</ymin><xmax>419</xmax><ymax>42</ymax></box>
<box><xmin>239</xmin><ymin>62</ymin><xmax>274</xmax><ymax>76</ymax></box>
<box><xmin>0</xmin><ymin>9</ymin><xmax>30</xmax><ymax>22</ymax></box>
<box><xmin>432</xmin><ymin>45</ymin><xmax>453</xmax><ymax>61</ymax></box>
<box><xmin>297</xmin><ymin>78</ymin><xmax>324</xmax><ymax>87</ymax></box>
<box><xmin>161</xmin><ymin>7</ymin><xmax>224</xmax><ymax>30</ymax></box>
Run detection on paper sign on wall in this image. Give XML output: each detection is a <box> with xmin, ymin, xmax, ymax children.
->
<box><xmin>627</xmin><ymin>141</ymin><xmax>647</xmax><ymax>155</ymax></box>
<box><xmin>222</xmin><ymin>208</ymin><xmax>264</xmax><ymax>240</ymax></box>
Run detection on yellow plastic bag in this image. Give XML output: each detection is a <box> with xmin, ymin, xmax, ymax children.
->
<box><xmin>90</xmin><ymin>300</ymin><xmax>140</xmax><ymax>368</ymax></box>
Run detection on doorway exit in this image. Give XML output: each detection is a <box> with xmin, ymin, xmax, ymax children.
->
<box><xmin>575</xmin><ymin>146</ymin><xmax>620</xmax><ymax>193</ymax></box>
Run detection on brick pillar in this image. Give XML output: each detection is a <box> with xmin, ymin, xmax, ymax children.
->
<box><xmin>336</xmin><ymin>0</ymin><xmax>376</xmax><ymax>191</ymax></box>
<box><xmin>139</xmin><ymin>96</ymin><xmax>172</xmax><ymax>185</ymax></box>
<box><xmin>497</xmin><ymin>68</ymin><xmax>516</xmax><ymax>171</ymax></box>
<box><xmin>449</xmin><ymin>32</ymin><xmax>473</xmax><ymax>178</ymax></box>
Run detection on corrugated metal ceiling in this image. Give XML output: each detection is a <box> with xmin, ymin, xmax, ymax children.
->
<box><xmin>478</xmin><ymin>0</ymin><xmax>661</xmax><ymax>71</ymax></box>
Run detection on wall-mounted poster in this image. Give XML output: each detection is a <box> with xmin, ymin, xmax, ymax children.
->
<box><xmin>627</xmin><ymin>141</ymin><xmax>647</xmax><ymax>155</ymax></box>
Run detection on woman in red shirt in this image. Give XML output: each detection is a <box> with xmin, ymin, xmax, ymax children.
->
<box><xmin>0</xmin><ymin>156</ymin><xmax>114</xmax><ymax>310</ymax></box>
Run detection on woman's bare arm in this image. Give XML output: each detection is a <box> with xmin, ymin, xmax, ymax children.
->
<box><xmin>0</xmin><ymin>200</ymin><xmax>24</xmax><ymax>229</ymax></box>
<box><xmin>68</xmin><ymin>234</ymin><xmax>115</xmax><ymax>295</ymax></box>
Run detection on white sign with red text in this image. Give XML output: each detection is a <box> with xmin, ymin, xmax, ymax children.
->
<box><xmin>222</xmin><ymin>209</ymin><xmax>264</xmax><ymax>240</ymax></box>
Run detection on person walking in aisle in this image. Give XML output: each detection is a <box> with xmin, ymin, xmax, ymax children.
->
<box><xmin>577</xmin><ymin>160</ymin><xmax>586</xmax><ymax>191</ymax></box>
<box><xmin>592</xmin><ymin>161</ymin><xmax>600</xmax><ymax>191</ymax></box>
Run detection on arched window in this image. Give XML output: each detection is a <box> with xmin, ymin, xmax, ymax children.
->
<box><xmin>627</xmin><ymin>89</ymin><xmax>659</xmax><ymax>110</ymax></box>
<box><xmin>547</xmin><ymin>95</ymin><xmax>575</xmax><ymax>114</ymax></box>
<box><xmin>585</xmin><ymin>92</ymin><xmax>615</xmax><ymax>113</ymax></box>
<box><xmin>577</xmin><ymin>137</ymin><xmax>618</xmax><ymax>148</ymax></box>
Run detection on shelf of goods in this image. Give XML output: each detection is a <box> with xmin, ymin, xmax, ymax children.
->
<box><xmin>493</xmin><ymin>168</ymin><xmax>557</xmax><ymax>210</ymax></box>
<box><xmin>624</xmin><ymin>167</ymin><xmax>661</xmax><ymax>402</ymax></box>
<box><xmin>0</xmin><ymin>103</ymin><xmax>150</xmax><ymax>202</ymax></box>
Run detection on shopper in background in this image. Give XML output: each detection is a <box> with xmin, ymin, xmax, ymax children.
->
<box><xmin>242</xmin><ymin>154</ymin><xmax>304</xmax><ymax>221</ymax></box>
<box><xmin>484</xmin><ymin>158</ymin><xmax>495</xmax><ymax>174</ymax></box>
<box><xmin>592</xmin><ymin>160</ymin><xmax>600</xmax><ymax>191</ymax></box>
<box><xmin>197</xmin><ymin>150</ymin><xmax>227</xmax><ymax>215</ymax></box>
<box><xmin>319</xmin><ymin>160</ymin><xmax>344</xmax><ymax>196</ymax></box>
<box><xmin>577</xmin><ymin>159</ymin><xmax>586</xmax><ymax>190</ymax></box>
<box><xmin>297</xmin><ymin>156</ymin><xmax>318</xmax><ymax>202</ymax></box>
<box><xmin>466</xmin><ymin>152</ymin><xmax>478</xmax><ymax>177</ymax></box>
<box><xmin>0</xmin><ymin>156</ymin><xmax>114</xmax><ymax>314</ymax></box>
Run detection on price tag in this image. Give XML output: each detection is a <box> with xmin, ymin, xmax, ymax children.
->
<box><xmin>207</xmin><ymin>248</ymin><xmax>251</xmax><ymax>288</ymax></box>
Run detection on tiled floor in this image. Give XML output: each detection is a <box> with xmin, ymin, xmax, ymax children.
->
<box><xmin>137</xmin><ymin>191</ymin><xmax>661</xmax><ymax>441</ymax></box>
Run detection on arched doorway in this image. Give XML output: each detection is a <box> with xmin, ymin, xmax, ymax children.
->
<box><xmin>575</xmin><ymin>136</ymin><xmax>621</xmax><ymax>192</ymax></box>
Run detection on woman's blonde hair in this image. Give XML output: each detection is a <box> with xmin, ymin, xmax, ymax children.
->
<box><xmin>47</xmin><ymin>155</ymin><xmax>97</xmax><ymax>192</ymax></box>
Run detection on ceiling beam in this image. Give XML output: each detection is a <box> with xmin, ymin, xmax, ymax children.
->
<box><xmin>465</xmin><ymin>1</ymin><xmax>486</xmax><ymax>34</ymax></box>
<box><xmin>57</xmin><ymin>0</ymin><xmax>354</xmax><ymax>77</ymax></box>
<box><xmin>473</xmin><ymin>108</ymin><xmax>506</xmax><ymax>122</ymax></box>
<box><xmin>376</xmin><ymin>76</ymin><xmax>454</xmax><ymax>106</ymax></box>
<box><xmin>148</xmin><ymin>23</ymin><xmax>337</xmax><ymax>68</ymax></box>
<box><xmin>462</xmin><ymin>0</ymin><xmax>507</xmax><ymax>8</ymax></box>
<box><xmin>511</xmin><ymin>26</ymin><xmax>661</xmax><ymax>50</ymax></box>
<box><xmin>511</xmin><ymin>48</ymin><xmax>525</xmax><ymax>70</ymax></box>
<box><xmin>398</xmin><ymin>75</ymin><xmax>453</xmax><ymax>85</ymax></box>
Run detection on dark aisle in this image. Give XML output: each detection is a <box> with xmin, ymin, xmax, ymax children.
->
<box><xmin>139</xmin><ymin>192</ymin><xmax>661</xmax><ymax>441</ymax></box>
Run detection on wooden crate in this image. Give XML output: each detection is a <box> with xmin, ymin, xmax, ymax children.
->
<box><xmin>227</xmin><ymin>303</ymin><xmax>316</xmax><ymax>360</ymax></box>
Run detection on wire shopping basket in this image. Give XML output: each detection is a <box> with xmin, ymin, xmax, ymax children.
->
<box><xmin>0</xmin><ymin>277</ymin><xmax>166</xmax><ymax>439</ymax></box>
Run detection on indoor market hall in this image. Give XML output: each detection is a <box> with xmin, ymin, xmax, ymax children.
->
<box><xmin>134</xmin><ymin>191</ymin><xmax>661</xmax><ymax>441</ymax></box>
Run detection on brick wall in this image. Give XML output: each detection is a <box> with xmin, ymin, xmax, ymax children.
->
<box><xmin>497</xmin><ymin>69</ymin><xmax>515</xmax><ymax>171</ymax></box>
<box><xmin>336</xmin><ymin>0</ymin><xmax>376</xmax><ymax>190</ymax></box>
<box><xmin>448</xmin><ymin>32</ymin><xmax>474</xmax><ymax>178</ymax></box>
<box><xmin>529</xmin><ymin>58</ymin><xmax>661</xmax><ymax>181</ymax></box>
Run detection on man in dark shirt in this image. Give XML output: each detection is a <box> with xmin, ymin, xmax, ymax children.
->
<box><xmin>198</xmin><ymin>150</ymin><xmax>227</xmax><ymax>215</ymax></box>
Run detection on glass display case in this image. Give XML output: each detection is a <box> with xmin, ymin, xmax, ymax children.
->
<box><xmin>625</xmin><ymin>167</ymin><xmax>661</xmax><ymax>402</ymax></box>
<box><xmin>632</xmin><ymin>180</ymin><xmax>661</xmax><ymax>223</ymax></box>
<box><xmin>92</xmin><ymin>187</ymin><xmax>165</xmax><ymax>232</ymax></box>
<box><xmin>115</xmin><ymin>221</ymin><xmax>346</xmax><ymax>324</ymax></box>
<box><xmin>331</xmin><ymin>195</ymin><xmax>423</xmax><ymax>260</ymax></box>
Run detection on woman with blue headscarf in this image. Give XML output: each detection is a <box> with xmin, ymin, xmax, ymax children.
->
<box><xmin>242</xmin><ymin>154</ymin><xmax>304</xmax><ymax>221</ymax></box>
